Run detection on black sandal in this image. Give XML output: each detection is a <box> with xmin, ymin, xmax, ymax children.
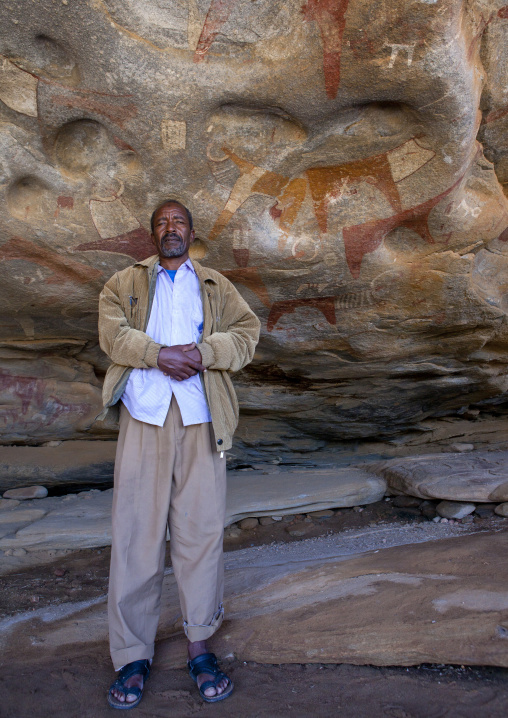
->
<box><xmin>187</xmin><ymin>652</ymin><xmax>234</xmax><ymax>703</ymax></box>
<box><xmin>107</xmin><ymin>659</ymin><xmax>151</xmax><ymax>710</ymax></box>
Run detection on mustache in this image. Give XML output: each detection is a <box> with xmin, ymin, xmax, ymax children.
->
<box><xmin>162</xmin><ymin>232</ymin><xmax>181</xmax><ymax>241</ymax></box>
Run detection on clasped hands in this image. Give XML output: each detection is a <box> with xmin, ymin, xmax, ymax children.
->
<box><xmin>157</xmin><ymin>342</ymin><xmax>205</xmax><ymax>381</ymax></box>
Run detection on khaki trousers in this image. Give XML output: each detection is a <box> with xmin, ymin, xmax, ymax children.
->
<box><xmin>108</xmin><ymin>399</ymin><xmax>226</xmax><ymax>670</ymax></box>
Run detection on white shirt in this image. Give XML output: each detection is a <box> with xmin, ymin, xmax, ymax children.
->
<box><xmin>121</xmin><ymin>259</ymin><xmax>212</xmax><ymax>427</ymax></box>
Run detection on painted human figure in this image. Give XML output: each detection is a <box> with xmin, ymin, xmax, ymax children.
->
<box><xmin>98</xmin><ymin>199</ymin><xmax>260</xmax><ymax>708</ymax></box>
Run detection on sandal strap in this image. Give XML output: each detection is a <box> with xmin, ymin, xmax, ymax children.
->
<box><xmin>188</xmin><ymin>652</ymin><xmax>220</xmax><ymax>681</ymax></box>
<box><xmin>117</xmin><ymin>659</ymin><xmax>151</xmax><ymax>683</ymax></box>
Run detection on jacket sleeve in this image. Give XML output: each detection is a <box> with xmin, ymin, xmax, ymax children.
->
<box><xmin>98</xmin><ymin>274</ymin><xmax>163</xmax><ymax>369</ymax></box>
<box><xmin>197</xmin><ymin>281</ymin><xmax>260</xmax><ymax>372</ymax></box>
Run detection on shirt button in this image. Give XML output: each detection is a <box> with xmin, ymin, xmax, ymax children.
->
<box><xmin>217</xmin><ymin>439</ymin><xmax>223</xmax><ymax>445</ymax></box>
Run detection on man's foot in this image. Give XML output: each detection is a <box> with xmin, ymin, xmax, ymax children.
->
<box><xmin>187</xmin><ymin>642</ymin><xmax>233</xmax><ymax>703</ymax></box>
<box><xmin>107</xmin><ymin>659</ymin><xmax>151</xmax><ymax>710</ymax></box>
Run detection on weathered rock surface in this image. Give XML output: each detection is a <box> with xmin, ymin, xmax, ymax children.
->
<box><xmin>381</xmin><ymin>451</ymin><xmax>508</xmax><ymax>502</ymax></box>
<box><xmin>3</xmin><ymin>530</ymin><xmax>507</xmax><ymax>669</ymax></box>
<box><xmin>0</xmin><ymin>466</ymin><xmax>385</xmax><ymax>551</ymax></box>
<box><xmin>1</xmin><ymin>1</ymin><xmax>508</xmax><ymax>464</ymax></box>
<box><xmin>0</xmin><ymin>441</ymin><xmax>117</xmax><ymax>491</ymax></box>
<box><xmin>226</xmin><ymin>467</ymin><xmax>385</xmax><ymax>524</ymax></box>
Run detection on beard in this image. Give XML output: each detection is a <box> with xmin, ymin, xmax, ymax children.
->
<box><xmin>160</xmin><ymin>234</ymin><xmax>185</xmax><ymax>258</ymax></box>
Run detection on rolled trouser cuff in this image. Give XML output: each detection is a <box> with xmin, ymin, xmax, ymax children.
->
<box><xmin>184</xmin><ymin>604</ymin><xmax>224</xmax><ymax>643</ymax></box>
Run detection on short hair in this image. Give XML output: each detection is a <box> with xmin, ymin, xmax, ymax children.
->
<box><xmin>150</xmin><ymin>200</ymin><xmax>193</xmax><ymax>233</ymax></box>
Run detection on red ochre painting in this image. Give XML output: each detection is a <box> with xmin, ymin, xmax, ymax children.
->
<box><xmin>302</xmin><ymin>0</ymin><xmax>351</xmax><ymax>99</ymax></box>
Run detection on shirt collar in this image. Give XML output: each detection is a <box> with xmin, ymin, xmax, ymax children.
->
<box><xmin>156</xmin><ymin>258</ymin><xmax>196</xmax><ymax>275</ymax></box>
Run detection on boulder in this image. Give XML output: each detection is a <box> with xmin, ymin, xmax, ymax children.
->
<box><xmin>436</xmin><ymin>501</ymin><xmax>476</xmax><ymax>520</ymax></box>
<box><xmin>381</xmin><ymin>452</ymin><xmax>508</xmax><ymax>502</ymax></box>
<box><xmin>3</xmin><ymin>486</ymin><xmax>48</xmax><ymax>500</ymax></box>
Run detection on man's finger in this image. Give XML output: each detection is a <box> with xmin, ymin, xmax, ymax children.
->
<box><xmin>181</xmin><ymin>342</ymin><xmax>196</xmax><ymax>352</ymax></box>
<box><xmin>184</xmin><ymin>357</ymin><xmax>205</xmax><ymax>372</ymax></box>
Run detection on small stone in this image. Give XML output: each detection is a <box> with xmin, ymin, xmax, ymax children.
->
<box><xmin>238</xmin><ymin>517</ymin><xmax>259</xmax><ymax>530</ymax></box>
<box><xmin>436</xmin><ymin>501</ymin><xmax>476</xmax><ymax>519</ymax></box>
<box><xmin>3</xmin><ymin>485</ymin><xmax>48</xmax><ymax>500</ymax></box>
<box><xmin>307</xmin><ymin>510</ymin><xmax>335</xmax><ymax>518</ymax></box>
<box><xmin>225</xmin><ymin>528</ymin><xmax>241</xmax><ymax>538</ymax></box>
<box><xmin>475</xmin><ymin>505</ymin><xmax>496</xmax><ymax>518</ymax></box>
<box><xmin>393</xmin><ymin>495</ymin><xmax>422</xmax><ymax>509</ymax></box>
<box><xmin>462</xmin><ymin>409</ymin><xmax>480</xmax><ymax>419</ymax></box>
<box><xmin>449</xmin><ymin>443</ymin><xmax>474</xmax><ymax>452</ymax></box>
<box><xmin>0</xmin><ymin>498</ymin><xmax>21</xmax><ymax>510</ymax></box>
<box><xmin>271</xmin><ymin>516</ymin><xmax>283</xmax><ymax>521</ymax></box>
<box><xmin>12</xmin><ymin>547</ymin><xmax>27</xmax><ymax>556</ymax></box>
<box><xmin>282</xmin><ymin>515</ymin><xmax>295</xmax><ymax>523</ymax></box>
<box><xmin>53</xmin><ymin>567</ymin><xmax>66</xmax><ymax>577</ymax></box>
<box><xmin>353</xmin><ymin>506</ymin><xmax>364</xmax><ymax>513</ymax></box>
<box><xmin>461</xmin><ymin>514</ymin><xmax>474</xmax><ymax>524</ymax></box>
<box><xmin>432</xmin><ymin>516</ymin><xmax>441</xmax><ymax>523</ymax></box>
<box><xmin>259</xmin><ymin>516</ymin><xmax>275</xmax><ymax>526</ymax></box>
<box><xmin>42</xmin><ymin>440</ymin><xmax>62</xmax><ymax>447</ymax></box>
<box><xmin>420</xmin><ymin>503</ymin><xmax>437</xmax><ymax>520</ymax></box>
<box><xmin>440</xmin><ymin>518</ymin><xmax>448</xmax><ymax>523</ymax></box>
<box><xmin>286</xmin><ymin>521</ymin><xmax>314</xmax><ymax>537</ymax></box>
<box><xmin>494</xmin><ymin>503</ymin><xmax>508</xmax><ymax>518</ymax></box>
<box><xmin>4</xmin><ymin>549</ymin><xmax>13</xmax><ymax>556</ymax></box>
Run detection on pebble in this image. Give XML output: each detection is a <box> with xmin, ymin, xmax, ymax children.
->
<box><xmin>259</xmin><ymin>516</ymin><xmax>276</xmax><ymax>526</ymax></box>
<box><xmin>0</xmin><ymin>498</ymin><xmax>21</xmax><ymax>510</ymax></box>
<box><xmin>494</xmin><ymin>503</ymin><xmax>508</xmax><ymax>518</ymax></box>
<box><xmin>12</xmin><ymin>547</ymin><xmax>27</xmax><ymax>556</ymax></box>
<box><xmin>286</xmin><ymin>521</ymin><xmax>314</xmax><ymax>537</ymax></box>
<box><xmin>282</xmin><ymin>515</ymin><xmax>295</xmax><ymax>523</ymax></box>
<box><xmin>461</xmin><ymin>514</ymin><xmax>474</xmax><ymax>524</ymax></box>
<box><xmin>53</xmin><ymin>567</ymin><xmax>66</xmax><ymax>577</ymax></box>
<box><xmin>436</xmin><ymin>501</ymin><xmax>476</xmax><ymax>519</ymax></box>
<box><xmin>474</xmin><ymin>504</ymin><xmax>497</xmax><ymax>518</ymax></box>
<box><xmin>307</xmin><ymin>510</ymin><xmax>335</xmax><ymax>518</ymax></box>
<box><xmin>420</xmin><ymin>501</ymin><xmax>437</xmax><ymax>520</ymax></box>
<box><xmin>225</xmin><ymin>528</ymin><xmax>241</xmax><ymax>538</ymax></box>
<box><xmin>449</xmin><ymin>443</ymin><xmax>474</xmax><ymax>452</ymax></box>
<box><xmin>353</xmin><ymin>506</ymin><xmax>364</xmax><ymax>513</ymax></box>
<box><xmin>271</xmin><ymin>516</ymin><xmax>283</xmax><ymax>521</ymax></box>
<box><xmin>393</xmin><ymin>495</ymin><xmax>422</xmax><ymax>509</ymax></box>
<box><xmin>238</xmin><ymin>517</ymin><xmax>259</xmax><ymax>530</ymax></box>
<box><xmin>3</xmin><ymin>485</ymin><xmax>48</xmax><ymax>500</ymax></box>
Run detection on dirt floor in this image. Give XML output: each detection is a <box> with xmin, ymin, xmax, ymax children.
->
<box><xmin>1</xmin><ymin>499</ymin><xmax>508</xmax><ymax>717</ymax></box>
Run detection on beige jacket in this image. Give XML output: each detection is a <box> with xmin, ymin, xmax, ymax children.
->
<box><xmin>97</xmin><ymin>255</ymin><xmax>260</xmax><ymax>451</ymax></box>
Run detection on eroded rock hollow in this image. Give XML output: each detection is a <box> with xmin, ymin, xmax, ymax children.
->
<box><xmin>1</xmin><ymin>0</ymin><xmax>508</xmax><ymax>465</ymax></box>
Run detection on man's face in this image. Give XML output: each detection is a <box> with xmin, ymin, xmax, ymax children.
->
<box><xmin>151</xmin><ymin>202</ymin><xmax>195</xmax><ymax>261</ymax></box>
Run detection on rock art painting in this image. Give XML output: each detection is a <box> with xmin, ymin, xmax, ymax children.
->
<box><xmin>302</xmin><ymin>0</ymin><xmax>350</xmax><ymax>98</ymax></box>
<box><xmin>1</xmin><ymin>0</ymin><xmax>508</xmax><ymax>452</ymax></box>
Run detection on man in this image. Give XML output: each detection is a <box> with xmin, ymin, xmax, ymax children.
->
<box><xmin>98</xmin><ymin>199</ymin><xmax>260</xmax><ymax>708</ymax></box>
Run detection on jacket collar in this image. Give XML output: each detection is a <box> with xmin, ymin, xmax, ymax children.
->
<box><xmin>134</xmin><ymin>255</ymin><xmax>218</xmax><ymax>284</ymax></box>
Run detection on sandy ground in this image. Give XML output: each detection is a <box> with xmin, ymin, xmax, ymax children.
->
<box><xmin>2</xmin><ymin>500</ymin><xmax>508</xmax><ymax>717</ymax></box>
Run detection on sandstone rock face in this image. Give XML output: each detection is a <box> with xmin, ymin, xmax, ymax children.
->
<box><xmin>1</xmin><ymin>1</ymin><xmax>508</xmax><ymax>456</ymax></box>
<box><xmin>4</xmin><ymin>530</ymin><xmax>507</xmax><ymax>669</ymax></box>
